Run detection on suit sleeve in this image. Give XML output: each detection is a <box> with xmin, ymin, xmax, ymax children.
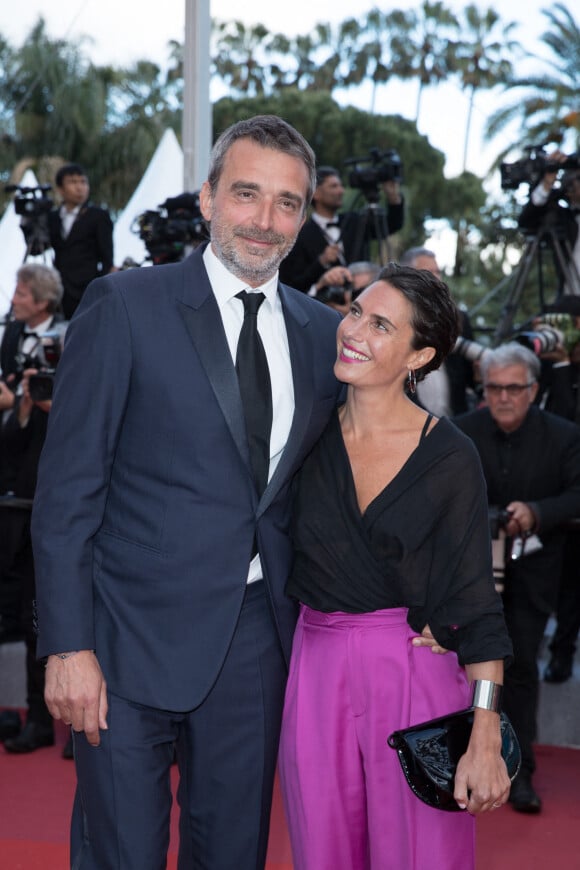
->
<box><xmin>31</xmin><ymin>277</ymin><xmax>131</xmax><ymax>656</ymax></box>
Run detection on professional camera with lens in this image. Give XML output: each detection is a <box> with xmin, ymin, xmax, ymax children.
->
<box><xmin>515</xmin><ymin>312</ymin><xmax>580</xmax><ymax>356</ymax></box>
<box><xmin>5</xmin><ymin>183</ymin><xmax>54</xmax><ymax>255</ymax></box>
<box><xmin>316</xmin><ymin>281</ymin><xmax>355</xmax><ymax>306</ymax></box>
<box><xmin>344</xmin><ymin>147</ymin><xmax>403</xmax><ymax>202</ymax></box>
<box><xmin>489</xmin><ymin>506</ymin><xmax>512</xmax><ymax>539</ymax></box>
<box><xmin>500</xmin><ymin>145</ymin><xmax>580</xmax><ymax>191</ymax></box>
<box><xmin>133</xmin><ymin>192</ymin><xmax>207</xmax><ymax>265</ymax></box>
<box><xmin>453</xmin><ymin>336</ymin><xmax>491</xmax><ymax>363</ymax></box>
<box><xmin>14</xmin><ymin>331</ymin><xmax>63</xmax><ymax>401</ymax></box>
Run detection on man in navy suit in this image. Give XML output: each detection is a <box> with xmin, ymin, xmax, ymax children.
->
<box><xmin>48</xmin><ymin>163</ymin><xmax>114</xmax><ymax>319</ymax></box>
<box><xmin>32</xmin><ymin>115</ymin><xmax>343</xmax><ymax>869</ymax></box>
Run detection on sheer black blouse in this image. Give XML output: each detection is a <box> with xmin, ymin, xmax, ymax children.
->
<box><xmin>287</xmin><ymin>411</ymin><xmax>512</xmax><ymax>665</ymax></box>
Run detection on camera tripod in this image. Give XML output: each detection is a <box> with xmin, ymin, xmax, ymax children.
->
<box><xmin>341</xmin><ymin>193</ymin><xmax>393</xmax><ymax>267</ymax></box>
<box><xmin>493</xmin><ymin>224</ymin><xmax>580</xmax><ymax>344</ymax></box>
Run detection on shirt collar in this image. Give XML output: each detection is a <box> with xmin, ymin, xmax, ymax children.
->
<box><xmin>23</xmin><ymin>315</ymin><xmax>54</xmax><ymax>336</ymax></box>
<box><xmin>311</xmin><ymin>211</ymin><xmax>339</xmax><ymax>230</ymax></box>
<box><xmin>203</xmin><ymin>242</ymin><xmax>279</xmax><ymax>311</ymax></box>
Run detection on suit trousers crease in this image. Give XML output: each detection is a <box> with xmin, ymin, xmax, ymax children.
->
<box><xmin>70</xmin><ymin>581</ymin><xmax>286</xmax><ymax>870</ymax></box>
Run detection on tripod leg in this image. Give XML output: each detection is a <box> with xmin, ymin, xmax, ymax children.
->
<box><xmin>552</xmin><ymin>239</ymin><xmax>580</xmax><ymax>296</ymax></box>
<box><xmin>494</xmin><ymin>235</ymin><xmax>542</xmax><ymax>343</ymax></box>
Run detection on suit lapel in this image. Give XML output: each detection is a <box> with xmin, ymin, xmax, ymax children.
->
<box><xmin>258</xmin><ymin>284</ymin><xmax>314</xmax><ymax>515</ymax></box>
<box><xmin>177</xmin><ymin>252</ymin><xmax>250</xmax><ymax>469</ymax></box>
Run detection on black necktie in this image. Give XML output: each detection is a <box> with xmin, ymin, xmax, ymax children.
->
<box><xmin>235</xmin><ymin>291</ymin><xmax>272</xmax><ymax>497</ymax></box>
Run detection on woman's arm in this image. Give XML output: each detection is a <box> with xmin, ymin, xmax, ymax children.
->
<box><xmin>454</xmin><ymin>660</ymin><xmax>511</xmax><ymax>814</ymax></box>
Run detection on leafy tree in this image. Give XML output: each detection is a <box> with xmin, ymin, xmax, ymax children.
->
<box><xmin>387</xmin><ymin>2</ymin><xmax>459</xmax><ymax>125</ymax></box>
<box><xmin>451</xmin><ymin>5</ymin><xmax>520</xmax><ymax>173</ymax></box>
<box><xmin>485</xmin><ymin>2</ymin><xmax>580</xmax><ymax>153</ymax></box>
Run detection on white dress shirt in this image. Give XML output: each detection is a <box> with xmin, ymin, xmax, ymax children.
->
<box><xmin>203</xmin><ymin>244</ymin><xmax>295</xmax><ymax>583</ymax></box>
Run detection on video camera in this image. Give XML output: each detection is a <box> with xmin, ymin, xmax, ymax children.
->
<box><xmin>132</xmin><ymin>192</ymin><xmax>207</xmax><ymax>265</ymax></box>
<box><xmin>14</xmin><ymin>329</ymin><xmax>63</xmax><ymax>401</ymax></box>
<box><xmin>344</xmin><ymin>147</ymin><xmax>403</xmax><ymax>202</ymax></box>
<box><xmin>500</xmin><ymin>145</ymin><xmax>580</xmax><ymax>191</ymax></box>
<box><xmin>5</xmin><ymin>184</ymin><xmax>54</xmax><ymax>255</ymax></box>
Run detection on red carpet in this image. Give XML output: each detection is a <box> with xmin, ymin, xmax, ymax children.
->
<box><xmin>1</xmin><ymin>720</ymin><xmax>578</xmax><ymax>869</ymax></box>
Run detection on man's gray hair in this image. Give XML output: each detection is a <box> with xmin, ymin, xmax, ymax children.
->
<box><xmin>207</xmin><ymin>115</ymin><xmax>317</xmax><ymax>214</ymax></box>
<box><xmin>479</xmin><ymin>341</ymin><xmax>541</xmax><ymax>383</ymax></box>
<box><xmin>16</xmin><ymin>264</ymin><xmax>63</xmax><ymax>313</ymax></box>
<box><xmin>348</xmin><ymin>261</ymin><xmax>381</xmax><ymax>280</ymax></box>
<box><xmin>399</xmin><ymin>247</ymin><xmax>437</xmax><ymax>267</ymax></box>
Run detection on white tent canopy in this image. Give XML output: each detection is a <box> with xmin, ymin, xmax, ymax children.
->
<box><xmin>113</xmin><ymin>128</ymin><xmax>185</xmax><ymax>268</ymax></box>
<box><xmin>0</xmin><ymin>169</ymin><xmax>55</xmax><ymax>316</ymax></box>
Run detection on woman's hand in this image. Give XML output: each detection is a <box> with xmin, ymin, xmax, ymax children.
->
<box><xmin>454</xmin><ymin>709</ymin><xmax>511</xmax><ymax>814</ymax></box>
<box><xmin>411</xmin><ymin>624</ymin><xmax>449</xmax><ymax>655</ymax></box>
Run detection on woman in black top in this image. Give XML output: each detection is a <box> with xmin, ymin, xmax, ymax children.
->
<box><xmin>278</xmin><ymin>264</ymin><xmax>513</xmax><ymax>870</ymax></box>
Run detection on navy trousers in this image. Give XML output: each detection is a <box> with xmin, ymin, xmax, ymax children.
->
<box><xmin>69</xmin><ymin>581</ymin><xmax>287</xmax><ymax>869</ymax></box>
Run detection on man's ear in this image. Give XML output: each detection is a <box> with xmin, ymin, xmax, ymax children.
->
<box><xmin>199</xmin><ymin>182</ymin><xmax>213</xmax><ymax>222</ymax></box>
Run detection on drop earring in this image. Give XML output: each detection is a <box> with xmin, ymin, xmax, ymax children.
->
<box><xmin>407</xmin><ymin>369</ymin><xmax>417</xmax><ymax>394</ymax></box>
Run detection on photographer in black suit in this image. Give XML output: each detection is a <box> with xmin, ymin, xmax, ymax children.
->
<box><xmin>0</xmin><ymin>265</ymin><xmax>66</xmax><ymax>753</ymax></box>
<box><xmin>48</xmin><ymin>163</ymin><xmax>115</xmax><ymax>319</ymax></box>
<box><xmin>455</xmin><ymin>342</ymin><xmax>580</xmax><ymax>813</ymax></box>
<box><xmin>518</xmin><ymin>151</ymin><xmax>580</xmax><ymax>297</ymax></box>
<box><xmin>279</xmin><ymin>164</ymin><xmax>404</xmax><ymax>293</ymax></box>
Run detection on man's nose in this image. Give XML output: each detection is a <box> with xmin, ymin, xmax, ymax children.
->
<box><xmin>253</xmin><ymin>199</ymin><xmax>275</xmax><ymax>228</ymax></box>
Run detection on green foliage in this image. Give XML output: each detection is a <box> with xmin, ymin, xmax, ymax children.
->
<box><xmin>0</xmin><ymin>1</ymin><xmax>577</xmax><ymax>313</ymax></box>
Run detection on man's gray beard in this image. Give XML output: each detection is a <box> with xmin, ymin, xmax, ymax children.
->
<box><xmin>210</xmin><ymin>223</ymin><xmax>297</xmax><ymax>286</ymax></box>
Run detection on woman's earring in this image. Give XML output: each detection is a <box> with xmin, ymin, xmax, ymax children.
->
<box><xmin>407</xmin><ymin>369</ymin><xmax>417</xmax><ymax>394</ymax></box>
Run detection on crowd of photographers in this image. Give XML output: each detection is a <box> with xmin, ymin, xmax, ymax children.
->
<box><xmin>1</xmin><ymin>147</ymin><xmax>580</xmax><ymax>816</ymax></box>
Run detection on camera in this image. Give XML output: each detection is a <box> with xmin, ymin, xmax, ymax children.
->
<box><xmin>515</xmin><ymin>312</ymin><xmax>580</xmax><ymax>356</ymax></box>
<box><xmin>500</xmin><ymin>145</ymin><xmax>580</xmax><ymax>191</ymax></box>
<box><xmin>5</xmin><ymin>183</ymin><xmax>54</xmax><ymax>255</ymax></box>
<box><xmin>344</xmin><ymin>147</ymin><xmax>403</xmax><ymax>202</ymax></box>
<box><xmin>489</xmin><ymin>506</ymin><xmax>512</xmax><ymax>539</ymax></box>
<box><xmin>453</xmin><ymin>336</ymin><xmax>490</xmax><ymax>363</ymax></box>
<box><xmin>132</xmin><ymin>192</ymin><xmax>207</xmax><ymax>265</ymax></box>
<box><xmin>514</xmin><ymin>324</ymin><xmax>563</xmax><ymax>355</ymax></box>
<box><xmin>316</xmin><ymin>281</ymin><xmax>355</xmax><ymax>306</ymax></box>
<box><xmin>14</xmin><ymin>330</ymin><xmax>63</xmax><ymax>401</ymax></box>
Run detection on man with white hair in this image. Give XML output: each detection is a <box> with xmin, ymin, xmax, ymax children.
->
<box><xmin>455</xmin><ymin>342</ymin><xmax>580</xmax><ymax>814</ymax></box>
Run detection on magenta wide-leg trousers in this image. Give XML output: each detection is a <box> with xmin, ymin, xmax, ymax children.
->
<box><xmin>278</xmin><ymin>606</ymin><xmax>475</xmax><ymax>870</ymax></box>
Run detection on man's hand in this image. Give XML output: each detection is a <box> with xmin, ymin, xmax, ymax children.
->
<box><xmin>45</xmin><ymin>650</ymin><xmax>108</xmax><ymax>746</ymax></box>
<box><xmin>319</xmin><ymin>243</ymin><xmax>341</xmax><ymax>268</ymax></box>
<box><xmin>0</xmin><ymin>380</ymin><xmax>15</xmax><ymax>412</ymax></box>
<box><xmin>411</xmin><ymin>624</ymin><xmax>449</xmax><ymax>655</ymax></box>
<box><xmin>505</xmin><ymin>500</ymin><xmax>536</xmax><ymax>536</ymax></box>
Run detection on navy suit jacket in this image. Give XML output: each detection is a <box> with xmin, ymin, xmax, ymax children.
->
<box><xmin>31</xmin><ymin>245</ymin><xmax>342</xmax><ymax>711</ymax></box>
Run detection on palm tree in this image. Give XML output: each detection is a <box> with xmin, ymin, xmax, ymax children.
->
<box><xmin>451</xmin><ymin>5</ymin><xmax>520</xmax><ymax>173</ymax></box>
<box><xmin>388</xmin><ymin>1</ymin><xmax>459</xmax><ymax>126</ymax></box>
<box><xmin>485</xmin><ymin>3</ymin><xmax>580</xmax><ymax>155</ymax></box>
<box><xmin>211</xmin><ymin>20</ymin><xmax>272</xmax><ymax>96</ymax></box>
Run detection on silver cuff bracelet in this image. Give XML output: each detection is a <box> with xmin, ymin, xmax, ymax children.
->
<box><xmin>471</xmin><ymin>679</ymin><xmax>503</xmax><ymax>713</ymax></box>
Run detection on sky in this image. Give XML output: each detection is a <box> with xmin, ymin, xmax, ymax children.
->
<box><xmin>1</xmin><ymin>0</ymin><xmax>558</xmax><ymax>173</ymax></box>
<box><xmin>0</xmin><ymin>0</ymin><xmax>563</xmax><ymax>269</ymax></box>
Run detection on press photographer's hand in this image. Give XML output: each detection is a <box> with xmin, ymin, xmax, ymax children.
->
<box><xmin>0</xmin><ymin>379</ymin><xmax>15</xmax><ymax>411</ymax></box>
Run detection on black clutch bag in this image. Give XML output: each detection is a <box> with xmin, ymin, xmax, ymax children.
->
<box><xmin>387</xmin><ymin>708</ymin><xmax>521</xmax><ymax>812</ymax></box>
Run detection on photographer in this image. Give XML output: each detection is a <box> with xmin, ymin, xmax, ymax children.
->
<box><xmin>454</xmin><ymin>342</ymin><xmax>580</xmax><ymax>813</ymax></box>
<box><xmin>279</xmin><ymin>164</ymin><xmax>404</xmax><ymax>292</ymax></box>
<box><xmin>0</xmin><ymin>266</ymin><xmax>67</xmax><ymax>754</ymax></box>
<box><xmin>48</xmin><ymin>163</ymin><xmax>114</xmax><ymax>319</ymax></box>
<box><xmin>313</xmin><ymin>260</ymin><xmax>381</xmax><ymax>317</ymax></box>
<box><xmin>518</xmin><ymin>150</ymin><xmax>580</xmax><ymax>296</ymax></box>
<box><xmin>524</xmin><ymin>296</ymin><xmax>580</xmax><ymax>686</ymax></box>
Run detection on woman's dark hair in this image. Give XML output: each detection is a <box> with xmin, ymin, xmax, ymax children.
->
<box><xmin>375</xmin><ymin>262</ymin><xmax>459</xmax><ymax>380</ymax></box>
